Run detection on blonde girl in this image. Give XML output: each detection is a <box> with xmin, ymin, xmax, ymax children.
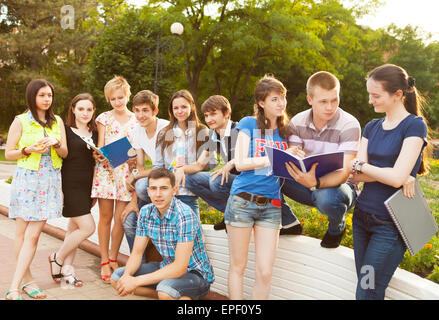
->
<box><xmin>91</xmin><ymin>76</ymin><xmax>137</xmax><ymax>283</ymax></box>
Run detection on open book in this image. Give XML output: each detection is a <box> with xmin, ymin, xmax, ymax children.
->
<box><xmin>265</xmin><ymin>146</ymin><xmax>344</xmax><ymax>179</ymax></box>
<box><xmin>384</xmin><ymin>180</ymin><xmax>438</xmax><ymax>255</ymax></box>
<box><xmin>83</xmin><ymin>136</ymin><xmax>136</xmax><ymax>169</ymax></box>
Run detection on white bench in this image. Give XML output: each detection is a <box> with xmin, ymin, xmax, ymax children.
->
<box><xmin>1</xmin><ymin>180</ymin><xmax>438</xmax><ymax>299</ymax></box>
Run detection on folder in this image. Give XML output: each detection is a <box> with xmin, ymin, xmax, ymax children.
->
<box><xmin>265</xmin><ymin>146</ymin><xmax>344</xmax><ymax>179</ymax></box>
<box><xmin>83</xmin><ymin>136</ymin><xmax>136</xmax><ymax>169</ymax></box>
<box><xmin>384</xmin><ymin>180</ymin><xmax>438</xmax><ymax>255</ymax></box>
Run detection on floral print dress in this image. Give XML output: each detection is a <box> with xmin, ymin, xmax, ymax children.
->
<box><xmin>91</xmin><ymin>110</ymin><xmax>137</xmax><ymax>201</ymax></box>
<box><xmin>9</xmin><ymin>155</ymin><xmax>63</xmax><ymax>221</ymax></box>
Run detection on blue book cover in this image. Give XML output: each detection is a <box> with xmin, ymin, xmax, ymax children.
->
<box><xmin>83</xmin><ymin>137</ymin><xmax>136</xmax><ymax>169</ymax></box>
<box><xmin>265</xmin><ymin>146</ymin><xmax>344</xmax><ymax>179</ymax></box>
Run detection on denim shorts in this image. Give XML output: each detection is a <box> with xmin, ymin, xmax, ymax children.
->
<box><xmin>224</xmin><ymin>194</ymin><xmax>281</xmax><ymax>229</ymax></box>
<box><xmin>111</xmin><ymin>262</ymin><xmax>210</xmax><ymax>300</ymax></box>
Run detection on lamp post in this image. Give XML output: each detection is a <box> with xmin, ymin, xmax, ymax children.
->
<box><xmin>154</xmin><ymin>22</ymin><xmax>184</xmax><ymax>93</ymax></box>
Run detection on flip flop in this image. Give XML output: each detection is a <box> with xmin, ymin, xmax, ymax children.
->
<box><xmin>21</xmin><ymin>281</ymin><xmax>46</xmax><ymax>299</ymax></box>
<box><xmin>5</xmin><ymin>289</ymin><xmax>22</xmax><ymax>300</ymax></box>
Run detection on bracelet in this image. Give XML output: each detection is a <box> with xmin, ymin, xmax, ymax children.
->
<box><xmin>351</xmin><ymin>159</ymin><xmax>360</xmax><ymax>175</ymax></box>
<box><xmin>21</xmin><ymin>147</ymin><xmax>30</xmax><ymax>157</ymax></box>
<box><xmin>315</xmin><ymin>177</ymin><xmax>320</xmax><ymax>189</ymax></box>
<box><xmin>53</xmin><ymin>140</ymin><xmax>61</xmax><ymax>149</ymax></box>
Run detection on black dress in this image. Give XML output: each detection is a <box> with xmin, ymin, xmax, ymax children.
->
<box><xmin>61</xmin><ymin>126</ymin><xmax>98</xmax><ymax>217</ymax></box>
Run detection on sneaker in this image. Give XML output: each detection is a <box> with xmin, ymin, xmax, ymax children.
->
<box><xmin>279</xmin><ymin>223</ymin><xmax>303</xmax><ymax>236</ymax></box>
<box><xmin>320</xmin><ymin>227</ymin><xmax>346</xmax><ymax>248</ymax></box>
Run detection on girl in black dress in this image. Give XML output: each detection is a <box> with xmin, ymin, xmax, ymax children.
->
<box><xmin>48</xmin><ymin>93</ymin><xmax>98</xmax><ymax>286</ymax></box>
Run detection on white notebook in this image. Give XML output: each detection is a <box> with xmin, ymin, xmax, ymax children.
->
<box><xmin>384</xmin><ymin>180</ymin><xmax>438</xmax><ymax>255</ymax></box>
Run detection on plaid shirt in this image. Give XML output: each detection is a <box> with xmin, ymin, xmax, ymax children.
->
<box><xmin>137</xmin><ymin>197</ymin><xmax>215</xmax><ymax>283</ymax></box>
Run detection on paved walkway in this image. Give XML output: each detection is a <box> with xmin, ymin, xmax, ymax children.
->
<box><xmin>0</xmin><ymin>213</ymin><xmax>148</xmax><ymax>300</ymax></box>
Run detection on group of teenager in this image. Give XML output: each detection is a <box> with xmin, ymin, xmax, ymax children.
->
<box><xmin>4</xmin><ymin>62</ymin><xmax>429</xmax><ymax>301</ymax></box>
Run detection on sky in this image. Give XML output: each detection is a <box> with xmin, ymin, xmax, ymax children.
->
<box><xmin>128</xmin><ymin>0</ymin><xmax>439</xmax><ymax>42</ymax></box>
<box><xmin>355</xmin><ymin>0</ymin><xmax>439</xmax><ymax>42</ymax></box>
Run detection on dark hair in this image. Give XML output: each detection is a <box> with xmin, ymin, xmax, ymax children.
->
<box><xmin>367</xmin><ymin>64</ymin><xmax>431</xmax><ymax>175</ymax></box>
<box><xmin>148</xmin><ymin>168</ymin><xmax>176</xmax><ymax>187</ymax></box>
<box><xmin>201</xmin><ymin>95</ymin><xmax>231</xmax><ymax>116</ymax></box>
<box><xmin>66</xmin><ymin>93</ymin><xmax>97</xmax><ymax>132</ymax></box>
<box><xmin>132</xmin><ymin>90</ymin><xmax>159</xmax><ymax>110</ymax></box>
<box><xmin>253</xmin><ymin>74</ymin><xmax>291</xmax><ymax>139</ymax></box>
<box><xmin>157</xmin><ymin>90</ymin><xmax>207</xmax><ymax>156</ymax></box>
<box><xmin>25</xmin><ymin>79</ymin><xmax>57</xmax><ymax>128</ymax></box>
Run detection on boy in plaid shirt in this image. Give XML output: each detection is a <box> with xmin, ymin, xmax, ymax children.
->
<box><xmin>111</xmin><ymin>168</ymin><xmax>214</xmax><ymax>300</ymax></box>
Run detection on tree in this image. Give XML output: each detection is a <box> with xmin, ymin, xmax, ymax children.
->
<box><xmin>84</xmin><ymin>5</ymin><xmax>185</xmax><ymax>116</ymax></box>
<box><xmin>0</xmin><ymin>0</ymin><xmax>100</xmax><ymax>128</ymax></box>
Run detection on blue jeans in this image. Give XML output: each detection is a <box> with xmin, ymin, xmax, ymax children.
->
<box><xmin>185</xmin><ymin>171</ymin><xmax>236</xmax><ymax>213</ymax></box>
<box><xmin>224</xmin><ymin>194</ymin><xmax>282</xmax><ymax>229</ymax></box>
<box><xmin>352</xmin><ymin>207</ymin><xmax>406</xmax><ymax>300</ymax></box>
<box><xmin>282</xmin><ymin>179</ymin><xmax>357</xmax><ymax>235</ymax></box>
<box><xmin>111</xmin><ymin>262</ymin><xmax>210</xmax><ymax>300</ymax></box>
<box><xmin>123</xmin><ymin>177</ymin><xmax>199</xmax><ymax>254</ymax></box>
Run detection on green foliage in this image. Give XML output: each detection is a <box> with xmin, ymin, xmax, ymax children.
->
<box><xmin>84</xmin><ymin>5</ymin><xmax>184</xmax><ymax>117</ymax></box>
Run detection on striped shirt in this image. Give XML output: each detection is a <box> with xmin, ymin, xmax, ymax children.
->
<box><xmin>136</xmin><ymin>197</ymin><xmax>215</xmax><ymax>283</ymax></box>
<box><xmin>288</xmin><ymin>108</ymin><xmax>361</xmax><ymax>156</ymax></box>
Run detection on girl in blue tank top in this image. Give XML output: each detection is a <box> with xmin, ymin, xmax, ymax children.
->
<box><xmin>224</xmin><ymin>75</ymin><xmax>291</xmax><ymax>300</ymax></box>
<box><xmin>350</xmin><ymin>64</ymin><xmax>430</xmax><ymax>300</ymax></box>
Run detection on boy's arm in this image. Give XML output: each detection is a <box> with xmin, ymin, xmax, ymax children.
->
<box><xmin>115</xmin><ymin>235</ymin><xmax>149</xmax><ymax>296</ymax></box>
<box><xmin>133</xmin><ymin>241</ymin><xmax>193</xmax><ymax>287</ymax></box>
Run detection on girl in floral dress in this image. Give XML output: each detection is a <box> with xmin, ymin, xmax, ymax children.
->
<box><xmin>4</xmin><ymin>79</ymin><xmax>68</xmax><ymax>300</ymax></box>
<box><xmin>91</xmin><ymin>76</ymin><xmax>137</xmax><ymax>282</ymax></box>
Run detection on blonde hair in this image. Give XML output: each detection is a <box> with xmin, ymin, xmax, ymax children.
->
<box><xmin>104</xmin><ymin>76</ymin><xmax>131</xmax><ymax>102</ymax></box>
<box><xmin>306</xmin><ymin>71</ymin><xmax>340</xmax><ymax>97</ymax></box>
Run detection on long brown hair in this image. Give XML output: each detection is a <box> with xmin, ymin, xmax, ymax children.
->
<box><xmin>66</xmin><ymin>93</ymin><xmax>97</xmax><ymax>132</ymax></box>
<box><xmin>25</xmin><ymin>79</ymin><xmax>57</xmax><ymax>128</ymax></box>
<box><xmin>157</xmin><ymin>90</ymin><xmax>207</xmax><ymax>156</ymax></box>
<box><xmin>253</xmin><ymin>74</ymin><xmax>291</xmax><ymax>139</ymax></box>
<box><xmin>367</xmin><ymin>64</ymin><xmax>431</xmax><ymax>175</ymax></box>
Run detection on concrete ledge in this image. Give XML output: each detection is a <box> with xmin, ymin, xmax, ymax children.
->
<box><xmin>2</xmin><ymin>180</ymin><xmax>438</xmax><ymax>299</ymax></box>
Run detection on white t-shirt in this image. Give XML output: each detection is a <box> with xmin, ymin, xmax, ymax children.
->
<box><xmin>132</xmin><ymin>118</ymin><xmax>169</xmax><ymax>163</ymax></box>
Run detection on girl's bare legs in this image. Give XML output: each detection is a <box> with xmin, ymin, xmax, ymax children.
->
<box><xmin>8</xmin><ymin>219</ymin><xmax>46</xmax><ymax>299</ymax></box>
<box><xmin>109</xmin><ymin>200</ymin><xmax>128</xmax><ymax>269</ymax></box>
<box><xmin>226</xmin><ymin>224</ymin><xmax>252</xmax><ymax>300</ymax></box>
<box><xmin>54</xmin><ymin>214</ymin><xmax>95</xmax><ymax>267</ymax></box>
<box><xmin>251</xmin><ymin>225</ymin><xmax>279</xmax><ymax>300</ymax></box>
<box><xmin>97</xmin><ymin>198</ymin><xmax>114</xmax><ymax>278</ymax></box>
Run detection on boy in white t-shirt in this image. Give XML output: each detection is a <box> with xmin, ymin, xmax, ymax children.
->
<box><xmin>121</xmin><ymin>90</ymin><xmax>169</xmax><ymax>253</ymax></box>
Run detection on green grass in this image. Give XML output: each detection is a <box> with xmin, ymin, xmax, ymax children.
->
<box><xmin>0</xmin><ymin>149</ymin><xmax>6</xmax><ymax>161</ymax></box>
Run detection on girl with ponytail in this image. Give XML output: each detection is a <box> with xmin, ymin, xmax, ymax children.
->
<box><xmin>350</xmin><ymin>64</ymin><xmax>430</xmax><ymax>300</ymax></box>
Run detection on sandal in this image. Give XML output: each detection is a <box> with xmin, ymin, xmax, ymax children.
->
<box><xmin>48</xmin><ymin>252</ymin><xmax>63</xmax><ymax>283</ymax></box>
<box><xmin>5</xmin><ymin>289</ymin><xmax>22</xmax><ymax>300</ymax></box>
<box><xmin>62</xmin><ymin>274</ymin><xmax>83</xmax><ymax>287</ymax></box>
<box><xmin>100</xmin><ymin>261</ymin><xmax>112</xmax><ymax>283</ymax></box>
<box><xmin>21</xmin><ymin>281</ymin><xmax>46</xmax><ymax>299</ymax></box>
<box><xmin>109</xmin><ymin>259</ymin><xmax>119</xmax><ymax>271</ymax></box>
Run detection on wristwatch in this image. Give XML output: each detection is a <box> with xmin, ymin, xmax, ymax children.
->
<box><xmin>355</xmin><ymin>161</ymin><xmax>366</xmax><ymax>174</ymax></box>
<box><xmin>132</xmin><ymin>169</ymin><xmax>139</xmax><ymax>180</ymax></box>
<box><xmin>310</xmin><ymin>177</ymin><xmax>320</xmax><ymax>191</ymax></box>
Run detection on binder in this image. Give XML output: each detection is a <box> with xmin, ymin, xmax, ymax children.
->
<box><xmin>83</xmin><ymin>136</ymin><xmax>136</xmax><ymax>169</ymax></box>
<box><xmin>384</xmin><ymin>180</ymin><xmax>438</xmax><ymax>255</ymax></box>
<box><xmin>265</xmin><ymin>146</ymin><xmax>344</xmax><ymax>179</ymax></box>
